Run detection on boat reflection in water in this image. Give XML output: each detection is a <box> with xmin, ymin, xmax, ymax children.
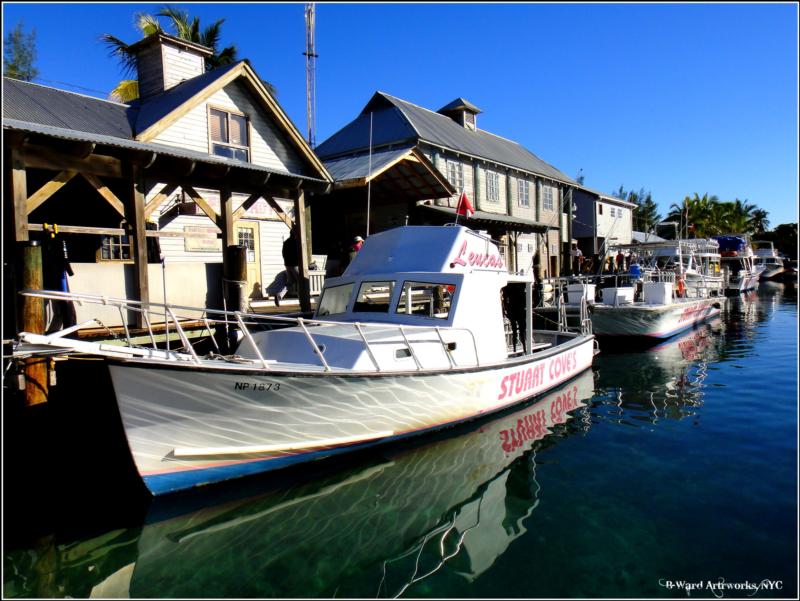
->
<box><xmin>593</xmin><ymin>319</ymin><xmax>723</xmax><ymax>424</ymax></box>
<box><xmin>5</xmin><ymin>370</ymin><xmax>594</xmax><ymax>599</ymax></box>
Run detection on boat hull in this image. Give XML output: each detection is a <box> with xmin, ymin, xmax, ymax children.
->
<box><xmin>590</xmin><ymin>297</ymin><xmax>723</xmax><ymax>339</ymax></box>
<box><xmin>108</xmin><ymin>336</ymin><xmax>595</xmax><ymax>495</ymax></box>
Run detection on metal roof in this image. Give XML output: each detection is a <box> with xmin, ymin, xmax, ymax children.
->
<box><xmin>3</xmin><ymin>77</ymin><xmax>133</xmax><ymax>138</ymax></box>
<box><xmin>2</xmin><ymin>119</ymin><xmax>327</xmax><ymax>183</ymax></box>
<box><xmin>316</xmin><ymin>92</ymin><xmax>575</xmax><ymax>185</ymax></box>
<box><xmin>437</xmin><ymin>97</ymin><xmax>482</xmax><ymax>114</ymax></box>
<box><xmin>323</xmin><ymin>146</ymin><xmax>413</xmax><ymax>182</ymax></box>
<box><xmin>418</xmin><ymin>203</ymin><xmax>552</xmax><ymax>233</ymax></box>
<box><xmin>631</xmin><ymin>231</ymin><xmax>667</xmax><ymax>243</ymax></box>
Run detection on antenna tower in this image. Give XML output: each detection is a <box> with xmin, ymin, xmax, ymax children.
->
<box><xmin>303</xmin><ymin>4</ymin><xmax>318</xmax><ymax>148</ymax></box>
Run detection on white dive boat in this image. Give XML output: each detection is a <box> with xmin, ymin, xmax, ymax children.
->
<box><xmin>712</xmin><ymin>234</ymin><xmax>762</xmax><ymax>293</ymax></box>
<box><xmin>14</xmin><ymin>226</ymin><xmax>595</xmax><ymax>496</ymax></box>
<box><xmin>588</xmin><ymin>271</ymin><xmax>724</xmax><ymax>339</ymax></box>
<box><xmin>752</xmin><ymin>240</ymin><xmax>785</xmax><ymax>280</ymax></box>
<box><xmin>632</xmin><ymin>239</ymin><xmax>725</xmax><ymax>298</ymax></box>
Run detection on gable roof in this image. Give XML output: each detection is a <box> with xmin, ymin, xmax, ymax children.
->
<box><xmin>3</xmin><ymin>62</ymin><xmax>331</xmax><ymax>183</ymax></box>
<box><xmin>130</xmin><ymin>61</ymin><xmax>241</xmax><ymax>135</ymax></box>
<box><xmin>437</xmin><ymin>97</ymin><xmax>482</xmax><ymax>114</ymax></box>
<box><xmin>316</xmin><ymin>91</ymin><xmax>574</xmax><ymax>185</ymax></box>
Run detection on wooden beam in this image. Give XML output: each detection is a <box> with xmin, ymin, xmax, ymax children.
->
<box><xmin>143</xmin><ymin>183</ymin><xmax>178</xmax><ymax>220</ymax></box>
<box><xmin>23</xmin><ymin>143</ymin><xmax>122</xmax><ymax>178</ymax></box>
<box><xmin>232</xmin><ymin>193</ymin><xmax>261</xmax><ymax>221</ymax></box>
<box><xmin>293</xmin><ymin>188</ymin><xmax>312</xmax><ymax>313</ymax></box>
<box><xmin>220</xmin><ymin>184</ymin><xmax>235</xmax><ymax>248</ymax></box>
<box><xmin>126</xmin><ymin>165</ymin><xmax>149</xmax><ymax>328</ymax></box>
<box><xmin>26</xmin><ymin>170</ymin><xmax>78</xmax><ymax>215</ymax></box>
<box><xmin>10</xmin><ymin>146</ymin><xmax>29</xmax><ymax>242</ymax></box>
<box><xmin>28</xmin><ymin>223</ymin><xmax>219</xmax><ymax>238</ymax></box>
<box><xmin>183</xmin><ymin>185</ymin><xmax>221</xmax><ymax>229</ymax></box>
<box><xmin>264</xmin><ymin>196</ymin><xmax>294</xmax><ymax>230</ymax></box>
<box><xmin>80</xmin><ymin>172</ymin><xmax>125</xmax><ymax>217</ymax></box>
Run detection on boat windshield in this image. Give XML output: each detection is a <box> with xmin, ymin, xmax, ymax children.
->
<box><xmin>396</xmin><ymin>281</ymin><xmax>456</xmax><ymax>319</ymax></box>
<box><xmin>317</xmin><ymin>283</ymin><xmax>354</xmax><ymax>317</ymax></box>
<box><xmin>353</xmin><ymin>281</ymin><xmax>395</xmax><ymax>313</ymax></box>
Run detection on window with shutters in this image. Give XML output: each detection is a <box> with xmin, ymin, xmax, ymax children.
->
<box><xmin>542</xmin><ymin>185</ymin><xmax>554</xmax><ymax>211</ymax></box>
<box><xmin>486</xmin><ymin>170</ymin><xmax>500</xmax><ymax>202</ymax></box>
<box><xmin>446</xmin><ymin>160</ymin><xmax>464</xmax><ymax>191</ymax></box>
<box><xmin>517</xmin><ymin>179</ymin><xmax>530</xmax><ymax>207</ymax></box>
<box><xmin>208</xmin><ymin>106</ymin><xmax>250</xmax><ymax>161</ymax></box>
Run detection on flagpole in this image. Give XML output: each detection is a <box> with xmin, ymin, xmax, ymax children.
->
<box><xmin>366</xmin><ymin>111</ymin><xmax>373</xmax><ymax>237</ymax></box>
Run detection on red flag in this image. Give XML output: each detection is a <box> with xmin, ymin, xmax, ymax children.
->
<box><xmin>455</xmin><ymin>191</ymin><xmax>474</xmax><ymax>218</ymax></box>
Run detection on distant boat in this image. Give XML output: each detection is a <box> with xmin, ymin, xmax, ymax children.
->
<box><xmin>712</xmin><ymin>234</ymin><xmax>762</xmax><ymax>293</ymax></box>
<box><xmin>15</xmin><ymin>226</ymin><xmax>596</xmax><ymax>496</ymax></box>
<box><xmin>752</xmin><ymin>240</ymin><xmax>786</xmax><ymax>280</ymax></box>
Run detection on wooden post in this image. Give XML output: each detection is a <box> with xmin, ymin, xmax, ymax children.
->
<box><xmin>293</xmin><ymin>187</ymin><xmax>312</xmax><ymax>313</ymax></box>
<box><xmin>220</xmin><ymin>245</ymin><xmax>247</xmax><ymax>353</ymax></box>
<box><xmin>22</xmin><ymin>242</ymin><xmax>47</xmax><ymax>406</ymax></box>
<box><xmin>127</xmin><ymin>165</ymin><xmax>149</xmax><ymax>328</ymax></box>
<box><xmin>10</xmin><ymin>146</ymin><xmax>29</xmax><ymax>242</ymax></box>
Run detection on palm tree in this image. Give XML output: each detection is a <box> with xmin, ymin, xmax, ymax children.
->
<box><xmin>667</xmin><ymin>193</ymin><xmax>718</xmax><ymax>238</ymax></box>
<box><xmin>101</xmin><ymin>7</ymin><xmax>274</xmax><ymax>102</ymax></box>
<box><xmin>748</xmin><ymin>208</ymin><xmax>770</xmax><ymax>234</ymax></box>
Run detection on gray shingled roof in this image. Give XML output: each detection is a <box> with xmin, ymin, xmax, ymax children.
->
<box><xmin>316</xmin><ymin>91</ymin><xmax>575</xmax><ymax>185</ymax></box>
<box><xmin>3</xmin><ymin>77</ymin><xmax>133</xmax><ymax>138</ymax></box>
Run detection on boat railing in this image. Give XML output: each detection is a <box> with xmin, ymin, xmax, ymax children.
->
<box><xmin>16</xmin><ymin>289</ymin><xmax>482</xmax><ymax>373</ymax></box>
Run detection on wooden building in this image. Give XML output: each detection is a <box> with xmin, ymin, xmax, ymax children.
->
<box><xmin>571</xmin><ymin>186</ymin><xmax>637</xmax><ymax>257</ymax></box>
<box><xmin>314</xmin><ymin>93</ymin><xmax>578</xmax><ymax>279</ymax></box>
<box><xmin>3</xmin><ymin>32</ymin><xmax>332</xmax><ymax>337</ymax></box>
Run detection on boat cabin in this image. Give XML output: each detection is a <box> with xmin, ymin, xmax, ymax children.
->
<box><xmin>240</xmin><ymin>226</ymin><xmax>533</xmax><ymax>370</ymax></box>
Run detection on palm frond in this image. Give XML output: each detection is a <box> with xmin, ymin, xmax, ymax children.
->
<box><xmin>99</xmin><ymin>33</ymin><xmax>137</xmax><ymax>76</ymax></box>
<box><xmin>108</xmin><ymin>79</ymin><xmax>139</xmax><ymax>102</ymax></box>
<box><xmin>158</xmin><ymin>6</ymin><xmax>192</xmax><ymax>39</ymax></box>
<box><xmin>136</xmin><ymin>12</ymin><xmax>162</xmax><ymax>37</ymax></box>
<box><xmin>200</xmin><ymin>19</ymin><xmax>224</xmax><ymax>51</ymax></box>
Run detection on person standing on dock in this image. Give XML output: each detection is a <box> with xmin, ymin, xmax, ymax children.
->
<box><xmin>274</xmin><ymin>227</ymin><xmax>300</xmax><ymax>306</ymax></box>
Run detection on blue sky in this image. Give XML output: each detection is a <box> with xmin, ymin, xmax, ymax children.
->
<box><xmin>3</xmin><ymin>2</ymin><xmax>798</xmax><ymax>226</ymax></box>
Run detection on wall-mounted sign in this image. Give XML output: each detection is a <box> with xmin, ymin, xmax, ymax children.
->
<box><xmin>184</xmin><ymin>226</ymin><xmax>222</xmax><ymax>252</ymax></box>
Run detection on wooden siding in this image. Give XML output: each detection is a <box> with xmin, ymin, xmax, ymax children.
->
<box><xmin>151</xmin><ymin>80</ymin><xmax>306</xmax><ymax>174</ymax></box>
<box><xmin>477</xmin><ymin>167</ymin><xmax>505</xmax><ymax>215</ymax></box>
<box><xmin>261</xmin><ymin>217</ymin><xmax>291</xmax><ymax>296</ymax></box>
<box><xmin>539</xmin><ymin>183</ymin><xmax>559</xmax><ymax>226</ymax></box>
<box><xmin>515</xmin><ymin>232</ymin><xmax>538</xmax><ymax>275</ymax></box>
<box><xmin>162</xmin><ymin>43</ymin><xmax>205</xmax><ymax>90</ymax></box>
<box><xmin>137</xmin><ymin>44</ymin><xmax>165</xmax><ymax>99</ymax></box>
<box><xmin>508</xmin><ymin>174</ymin><xmax>536</xmax><ymax>221</ymax></box>
<box><xmin>595</xmin><ymin>201</ymin><xmax>633</xmax><ymax>245</ymax></box>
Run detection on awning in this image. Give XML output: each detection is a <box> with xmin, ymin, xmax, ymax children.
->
<box><xmin>417</xmin><ymin>203</ymin><xmax>553</xmax><ymax>234</ymax></box>
<box><xmin>323</xmin><ymin>147</ymin><xmax>455</xmax><ymax>202</ymax></box>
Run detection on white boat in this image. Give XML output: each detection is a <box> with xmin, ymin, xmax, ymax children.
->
<box><xmin>752</xmin><ymin>240</ymin><xmax>785</xmax><ymax>280</ymax></box>
<box><xmin>14</xmin><ymin>225</ymin><xmax>595</xmax><ymax>496</ymax></box>
<box><xmin>712</xmin><ymin>234</ymin><xmax>762</xmax><ymax>293</ymax></box>
<box><xmin>589</xmin><ymin>272</ymin><xmax>724</xmax><ymax>339</ymax></box>
<box><xmin>631</xmin><ymin>239</ymin><xmax>725</xmax><ymax>298</ymax></box>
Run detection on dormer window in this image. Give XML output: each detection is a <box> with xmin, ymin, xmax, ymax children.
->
<box><xmin>209</xmin><ymin>107</ymin><xmax>250</xmax><ymax>161</ymax></box>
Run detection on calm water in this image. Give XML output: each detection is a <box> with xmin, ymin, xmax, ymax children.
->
<box><xmin>3</xmin><ymin>282</ymin><xmax>797</xmax><ymax>598</ymax></box>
